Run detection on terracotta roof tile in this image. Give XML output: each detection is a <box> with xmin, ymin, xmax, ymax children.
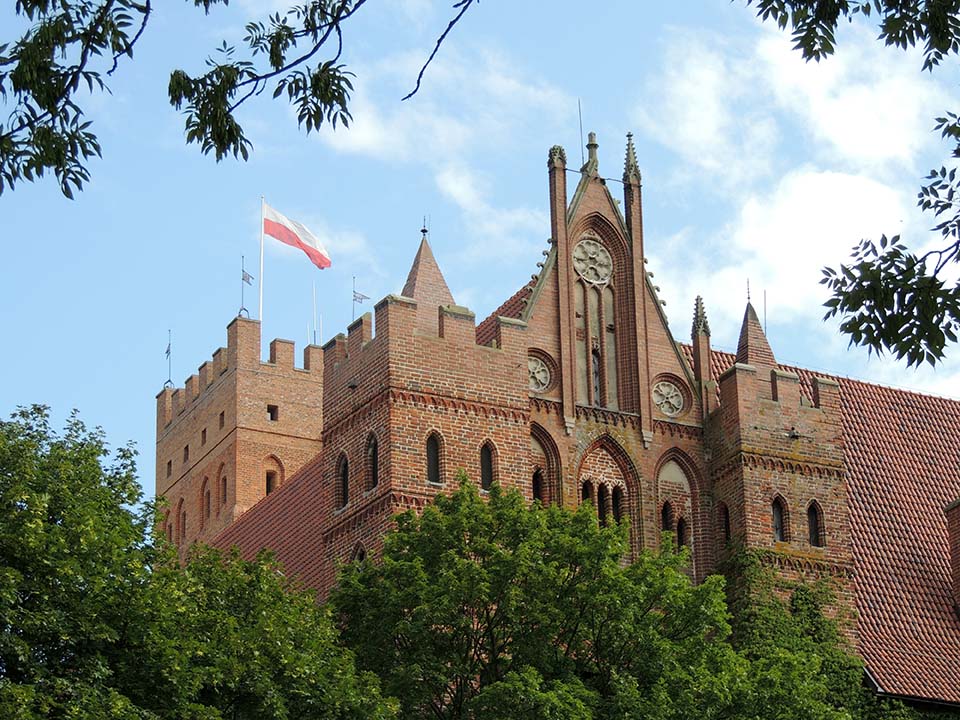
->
<box><xmin>476</xmin><ymin>284</ymin><xmax>532</xmax><ymax>346</ymax></box>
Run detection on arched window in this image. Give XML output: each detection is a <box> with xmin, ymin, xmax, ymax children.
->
<box><xmin>351</xmin><ymin>544</ymin><xmax>367</xmax><ymax>563</ymax></box>
<box><xmin>612</xmin><ymin>486</ymin><xmax>624</xmax><ymax>522</ymax></box>
<box><xmin>220</xmin><ymin>472</ymin><xmax>227</xmax><ymax>506</ymax></box>
<box><xmin>581</xmin><ymin>480</ymin><xmax>594</xmax><ymax>504</ymax></box>
<box><xmin>677</xmin><ymin>517</ymin><xmax>688</xmax><ymax>548</ymax></box>
<box><xmin>203</xmin><ymin>487</ymin><xmax>211</xmax><ymax>520</ymax></box>
<box><xmin>266</xmin><ymin>471</ymin><xmax>277</xmax><ymax>495</ymax></box>
<box><xmin>661</xmin><ymin>501</ymin><xmax>673</xmax><ymax>532</ymax></box>
<box><xmin>366</xmin><ymin>434</ymin><xmax>379</xmax><ymax>491</ymax></box>
<box><xmin>166</xmin><ymin>521</ymin><xmax>173</xmax><ymax>543</ymax></box>
<box><xmin>597</xmin><ymin>485</ymin><xmax>609</xmax><ymax>526</ymax></box>
<box><xmin>717</xmin><ymin>502</ymin><xmax>731</xmax><ymax>544</ymax></box>
<box><xmin>480</xmin><ymin>441</ymin><xmax>495</xmax><ymax>491</ymax></box>
<box><xmin>200</xmin><ymin>477</ymin><xmax>210</xmax><ymax>529</ymax></box>
<box><xmin>426</xmin><ymin>433</ymin><xmax>442</xmax><ymax>485</ymax></box>
<box><xmin>807</xmin><ymin>501</ymin><xmax>825</xmax><ymax>547</ymax></box>
<box><xmin>337</xmin><ymin>453</ymin><xmax>349</xmax><ymax>508</ymax></box>
<box><xmin>532</xmin><ymin>469</ymin><xmax>544</xmax><ymax>503</ymax></box>
<box><xmin>772</xmin><ymin>495</ymin><xmax>789</xmax><ymax>542</ymax></box>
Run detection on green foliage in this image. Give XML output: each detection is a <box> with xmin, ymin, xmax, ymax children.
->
<box><xmin>331</xmin><ymin>475</ymin><xmax>885</xmax><ymax>720</ymax></box>
<box><xmin>2</xmin><ymin>1</ymin><xmax>476</xmax><ymax>197</ymax></box>
<box><xmin>747</xmin><ymin>1</ymin><xmax>960</xmax><ymax>366</ymax></box>
<box><xmin>0</xmin><ymin>405</ymin><xmax>395</xmax><ymax>720</ymax></box>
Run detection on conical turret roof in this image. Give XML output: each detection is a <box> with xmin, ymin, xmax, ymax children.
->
<box><xmin>401</xmin><ymin>234</ymin><xmax>455</xmax><ymax>336</ymax></box>
<box><xmin>735</xmin><ymin>302</ymin><xmax>776</xmax><ymax>367</ymax></box>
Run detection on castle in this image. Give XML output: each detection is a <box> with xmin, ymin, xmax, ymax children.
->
<box><xmin>156</xmin><ymin>133</ymin><xmax>960</xmax><ymax>707</ymax></box>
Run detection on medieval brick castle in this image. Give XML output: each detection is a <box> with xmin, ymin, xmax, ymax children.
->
<box><xmin>157</xmin><ymin>133</ymin><xmax>960</xmax><ymax>707</ymax></box>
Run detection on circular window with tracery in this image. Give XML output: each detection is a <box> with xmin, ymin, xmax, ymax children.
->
<box><xmin>573</xmin><ymin>237</ymin><xmax>613</xmax><ymax>285</ymax></box>
<box><xmin>528</xmin><ymin>356</ymin><xmax>551</xmax><ymax>393</ymax></box>
<box><xmin>653</xmin><ymin>380</ymin><xmax>685</xmax><ymax>417</ymax></box>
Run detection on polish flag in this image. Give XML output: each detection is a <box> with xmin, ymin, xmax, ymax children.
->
<box><xmin>263</xmin><ymin>203</ymin><xmax>331</xmax><ymax>269</ymax></box>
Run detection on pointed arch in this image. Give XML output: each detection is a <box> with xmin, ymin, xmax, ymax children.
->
<box><xmin>575</xmin><ymin>433</ymin><xmax>643</xmax><ymax>554</ymax></box>
<box><xmin>176</xmin><ymin>497</ymin><xmax>186</xmax><ymax>545</ymax></box>
<box><xmin>426</xmin><ymin>431</ymin><xmax>443</xmax><ymax>485</ymax></box>
<box><xmin>200</xmin><ymin>476</ymin><xmax>210</xmax><ymax>529</ymax></box>
<box><xmin>772</xmin><ymin>494</ymin><xmax>790</xmax><ymax>543</ymax></box>
<box><xmin>351</xmin><ymin>542</ymin><xmax>367</xmax><ymax>563</ymax></box>
<box><xmin>479</xmin><ymin>440</ymin><xmax>497</xmax><ymax>491</ymax></box>
<box><xmin>655</xmin><ymin>447</ymin><xmax>705</xmax><ymax>577</ymax></box>
<box><xmin>530</xmin><ymin>423</ymin><xmax>562</xmax><ymax>506</ymax></box>
<box><xmin>217</xmin><ymin>463</ymin><xmax>227</xmax><ymax>512</ymax></box>
<box><xmin>661</xmin><ymin>500</ymin><xmax>674</xmax><ymax>532</ymax></box>
<box><xmin>263</xmin><ymin>454</ymin><xmax>284</xmax><ymax>497</ymax></box>
<box><xmin>365</xmin><ymin>433</ymin><xmax>379</xmax><ymax>491</ymax></box>
<box><xmin>807</xmin><ymin>499</ymin><xmax>825</xmax><ymax>547</ymax></box>
<box><xmin>336</xmin><ymin>452</ymin><xmax>349</xmax><ymax>509</ymax></box>
<box><xmin>716</xmin><ymin>501</ymin><xmax>731</xmax><ymax>546</ymax></box>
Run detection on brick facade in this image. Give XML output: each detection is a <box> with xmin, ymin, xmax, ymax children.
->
<box><xmin>157</xmin><ymin>134</ymin><xmax>960</xmax><ymax>706</ymax></box>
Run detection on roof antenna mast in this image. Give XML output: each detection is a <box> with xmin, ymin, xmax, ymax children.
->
<box><xmin>578</xmin><ymin>98</ymin><xmax>585</xmax><ymax>166</ymax></box>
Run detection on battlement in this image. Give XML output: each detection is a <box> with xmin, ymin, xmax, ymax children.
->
<box><xmin>322</xmin><ymin>294</ymin><xmax>528</xmax><ymax>424</ymax></box>
<box><xmin>156</xmin><ymin>316</ymin><xmax>323</xmax><ymax>433</ymax></box>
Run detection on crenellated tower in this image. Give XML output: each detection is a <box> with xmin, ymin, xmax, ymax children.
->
<box><xmin>155</xmin><ymin>316</ymin><xmax>323</xmax><ymax>547</ymax></box>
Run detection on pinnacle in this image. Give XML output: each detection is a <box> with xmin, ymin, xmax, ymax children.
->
<box><xmin>580</xmin><ymin>131</ymin><xmax>599</xmax><ymax>176</ymax></box>
<box><xmin>735</xmin><ymin>302</ymin><xmax>776</xmax><ymax>367</ymax></box>
<box><xmin>623</xmin><ymin>132</ymin><xmax>641</xmax><ymax>184</ymax></box>
<box><xmin>691</xmin><ymin>295</ymin><xmax>710</xmax><ymax>338</ymax></box>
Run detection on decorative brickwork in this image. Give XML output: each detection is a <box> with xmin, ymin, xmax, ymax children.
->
<box><xmin>158</xmin><ymin>134</ymin><xmax>960</xmax><ymax>705</ymax></box>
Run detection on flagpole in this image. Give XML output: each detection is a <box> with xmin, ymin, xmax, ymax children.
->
<box><xmin>259</xmin><ymin>196</ymin><xmax>265</xmax><ymax>325</ymax></box>
<box><xmin>312</xmin><ymin>282</ymin><xmax>318</xmax><ymax>345</ymax></box>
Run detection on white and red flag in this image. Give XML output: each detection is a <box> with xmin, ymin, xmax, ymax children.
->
<box><xmin>262</xmin><ymin>202</ymin><xmax>331</xmax><ymax>269</ymax></box>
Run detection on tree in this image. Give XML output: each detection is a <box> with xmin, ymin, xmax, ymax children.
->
<box><xmin>745</xmin><ymin>1</ymin><xmax>960</xmax><ymax>366</ymax></box>
<box><xmin>0</xmin><ymin>405</ymin><xmax>395</xmax><ymax>719</ymax></box>
<box><xmin>330</xmin><ymin>475</ymin><xmax>875</xmax><ymax>720</ymax></box>
<box><xmin>0</xmin><ymin>0</ymin><xmax>476</xmax><ymax>198</ymax></box>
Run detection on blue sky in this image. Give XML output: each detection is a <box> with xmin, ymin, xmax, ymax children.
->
<box><xmin>3</xmin><ymin>1</ymin><xmax>959</xmax><ymax>496</ymax></box>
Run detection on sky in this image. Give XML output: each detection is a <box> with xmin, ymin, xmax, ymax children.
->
<box><xmin>3</xmin><ymin>1</ymin><xmax>959</xmax><ymax>497</ymax></box>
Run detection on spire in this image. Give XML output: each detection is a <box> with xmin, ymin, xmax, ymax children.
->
<box><xmin>735</xmin><ymin>302</ymin><xmax>776</xmax><ymax>367</ymax></box>
<box><xmin>401</xmin><ymin>230</ymin><xmax>456</xmax><ymax>336</ymax></box>
<box><xmin>691</xmin><ymin>295</ymin><xmax>710</xmax><ymax>338</ymax></box>
<box><xmin>623</xmin><ymin>132</ymin><xmax>641</xmax><ymax>184</ymax></box>
<box><xmin>580</xmin><ymin>131</ymin><xmax>599</xmax><ymax>176</ymax></box>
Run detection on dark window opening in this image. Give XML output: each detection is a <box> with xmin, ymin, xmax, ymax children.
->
<box><xmin>719</xmin><ymin>503</ymin><xmax>731</xmax><ymax>543</ymax></box>
<box><xmin>219</xmin><ymin>411</ymin><xmax>225</xmax><ymax>429</ymax></box>
<box><xmin>183</xmin><ymin>445</ymin><xmax>189</xmax><ymax>463</ymax></box>
<box><xmin>338</xmin><ymin>455</ymin><xmax>349</xmax><ymax>508</ymax></box>
<box><xmin>166</xmin><ymin>460</ymin><xmax>172</xmax><ymax>478</ymax></box>
<box><xmin>480</xmin><ymin>443</ymin><xmax>494</xmax><ymax>491</ymax></box>
<box><xmin>597</xmin><ymin>485</ymin><xmax>609</xmax><ymax>527</ymax></box>
<box><xmin>581</xmin><ymin>481</ymin><xmax>593</xmax><ymax>504</ymax></box>
<box><xmin>266</xmin><ymin>470</ymin><xmax>277</xmax><ymax>495</ymax></box>
<box><xmin>353</xmin><ymin>546</ymin><xmax>366</xmax><ymax>563</ymax></box>
<box><xmin>180</xmin><ymin>510</ymin><xmax>187</xmax><ymax>543</ymax></box>
<box><xmin>661</xmin><ymin>501</ymin><xmax>673</xmax><ymax>532</ymax></box>
<box><xmin>221</xmin><ymin>476</ymin><xmax>227</xmax><ymax>505</ymax></box>
<box><xmin>366</xmin><ymin>435</ymin><xmax>379</xmax><ymax>490</ymax></box>
<box><xmin>808</xmin><ymin>502</ymin><xmax>825</xmax><ymax>547</ymax></box>
<box><xmin>204</xmin><ymin>489</ymin><xmax>211</xmax><ymax>518</ymax></box>
<box><xmin>267</xmin><ymin>404</ymin><xmax>279</xmax><ymax>422</ymax></box>
<box><xmin>201</xmin><ymin>428</ymin><xmax>207</xmax><ymax>446</ymax></box>
<box><xmin>773</xmin><ymin>497</ymin><xmax>788</xmax><ymax>542</ymax></box>
<box><xmin>426</xmin><ymin>434</ymin><xmax>442</xmax><ymax>485</ymax></box>
<box><xmin>592</xmin><ymin>348</ymin><xmax>602</xmax><ymax>405</ymax></box>
<box><xmin>612</xmin><ymin>487</ymin><xmax>624</xmax><ymax>522</ymax></box>
<box><xmin>167</xmin><ymin>523</ymin><xmax>173</xmax><ymax>542</ymax></box>
<box><xmin>533</xmin><ymin>469</ymin><xmax>544</xmax><ymax>503</ymax></box>
<box><xmin>677</xmin><ymin>517</ymin><xmax>688</xmax><ymax>548</ymax></box>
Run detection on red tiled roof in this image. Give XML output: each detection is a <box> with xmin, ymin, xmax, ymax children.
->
<box><xmin>475</xmin><ymin>284</ymin><xmax>532</xmax><ymax>346</ymax></box>
<box><xmin>683</xmin><ymin>343</ymin><xmax>960</xmax><ymax>704</ymax></box>
<box><xmin>212</xmin><ymin>454</ymin><xmax>329</xmax><ymax>591</ymax></box>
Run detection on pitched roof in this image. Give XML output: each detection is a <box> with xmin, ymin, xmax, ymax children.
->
<box><xmin>476</xmin><ymin>284</ymin><xmax>532</xmax><ymax>346</ymax></box>
<box><xmin>401</xmin><ymin>236</ymin><xmax>454</xmax><ymax>335</ymax></box>
<box><xmin>682</xmin><ymin>343</ymin><xmax>960</xmax><ymax>704</ymax></box>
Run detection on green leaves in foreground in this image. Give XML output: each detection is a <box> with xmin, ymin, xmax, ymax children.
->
<box><xmin>330</xmin><ymin>475</ymin><xmax>865</xmax><ymax>720</ymax></box>
<box><xmin>0</xmin><ymin>405</ymin><xmax>394</xmax><ymax>720</ymax></box>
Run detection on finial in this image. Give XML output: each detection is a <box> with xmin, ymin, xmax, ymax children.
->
<box><xmin>548</xmin><ymin>144</ymin><xmax>567</xmax><ymax>168</ymax></box>
<box><xmin>623</xmin><ymin>131</ymin><xmax>641</xmax><ymax>184</ymax></box>
<box><xmin>580</xmin><ymin>131</ymin><xmax>599</xmax><ymax>175</ymax></box>
<box><xmin>421</xmin><ymin>216</ymin><xmax>428</xmax><ymax>240</ymax></box>
<box><xmin>692</xmin><ymin>295</ymin><xmax>711</xmax><ymax>338</ymax></box>
<box><xmin>747</xmin><ymin>279</ymin><xmax>751</xmax><ymax>304</ymax></box>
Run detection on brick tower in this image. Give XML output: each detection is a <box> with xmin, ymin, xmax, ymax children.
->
<box><xmin>155</xmin><ymin>317</ymin><xmax>323</xmax><ymax>547</ymax></box>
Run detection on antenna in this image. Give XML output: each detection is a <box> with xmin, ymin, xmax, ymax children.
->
<box><xmin>164</xmin><ymin>329</ymin><xmax>173</xmax><ymax>388</ymax></box>
<box><xmin>578</xmin><ymin>98</ymin><xmax>585</xmax><ymax>165</ymax></box>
